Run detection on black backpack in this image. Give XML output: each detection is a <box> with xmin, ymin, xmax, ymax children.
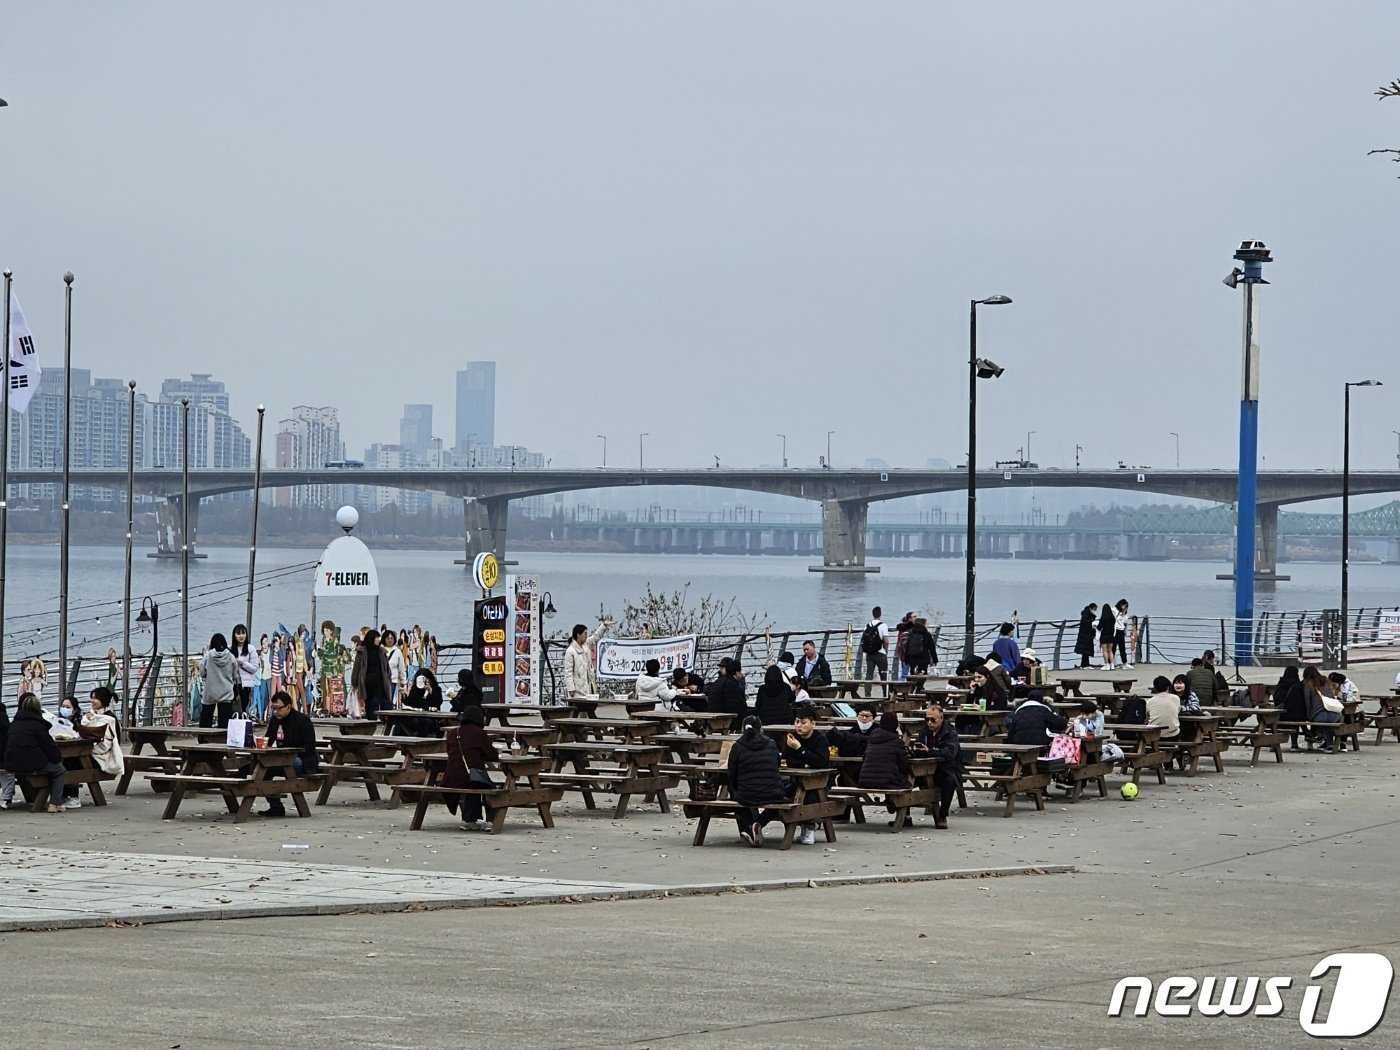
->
<box><xmin>1118</xmin><ymin>695</ymin><xmax>1147</xmax><ymax>726</ymax></box>
<box><xmin>860</xmin><ymin>622</ymin><xmax>883</xmax><ymax>655</ymax></box>
<box><xmin>904</xmin><ymin>629</ymin><xmax>927</xmax><ymax>664</ymax></box>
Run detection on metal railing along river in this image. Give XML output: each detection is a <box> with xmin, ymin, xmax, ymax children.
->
<box><xmin>7</xmin><ymin>606</ymin><xmax>1396</xmax><ymax>721</ymax></box>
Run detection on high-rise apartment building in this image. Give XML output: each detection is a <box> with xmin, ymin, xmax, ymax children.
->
<box><xmin>274</xmin><ymin>405</ymin><xmax>343</xmax><ymax>507</ymax></box>
<box><xmin>455</xmin><ymin>362</ymin><xmax>496</xmax><ymax>450</ymax></box>
<box><xmin>160</xmin><ymin>373</ymin><xmax>231</xmax><ymax>414</ymax></box>
<box><xmin>400</xmin><ymin>404</ymin><xmax>433</xmax><ymax>458</ymax></box>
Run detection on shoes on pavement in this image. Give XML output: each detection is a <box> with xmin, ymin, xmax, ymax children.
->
<box><xmin>0</xmin><ymin>799</ymin><xmax>10</xmax><ymax>810</ymax></box>
<box><xmin>934</xmin><ymin>817</ymin><xmax>949</xmax><ymax>830</ymax></box>
<box><xmin>63</xmin><ymin>796</ymin><xmax>81</xmax><ymax>810</ymax></box>
<box><xmin>460</xmin><ymin>820</ymin><xmax>481</xmax><ymax>831</ymax></box>
<box><xmin>800</xmin><ymin>826</ymin><xmax>816</xmax><ymax>846</ymax></box>
<box><xmin>258</xmin><ymin>807</ymin><xmax>286</xmax><ymax>818</ymax></box>
<box><xmin>751</xmin><ymin>822</ymin><xmax>765</xmax><ymax>848</ymax></box>
<box><xmin>47</xmin><ymin>804</ymin><xmax>64</xmax><ymax>814</ymax></box>
<box><xmin>1123</xmin><ymin>663</ymin><xmax>1134</xmax><ymax>669</ymax></box>
<box><xmin>740</xmin><ymin>829</ymin><xmax>754</xmax><ymax>847</ymax></box>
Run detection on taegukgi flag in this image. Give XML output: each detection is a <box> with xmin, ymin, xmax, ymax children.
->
<box><xmin>6</xmin><ymin>285</ymin><xmax>42</xmax><ymax>413</ymax></box>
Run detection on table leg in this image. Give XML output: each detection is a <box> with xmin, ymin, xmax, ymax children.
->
<box><xmin>655</xmin><ymin>787</ymin><xmax>671</xmax><ymax>815</ymax></box>
<box><xmin>612</xmin><ymin>793</ymin><xmax>631</xmax><ymax>819</ymax></box>
<box><xmin>87</xmin><ymin>777</ymin><xmax>108</xmax><ymax>807</ymax></box>
<box><xmin>116</xmin><ymin>768</ymin><xmax>135</xmax><ymax>795</ymax></box>
<box><xmin>233</xmin><ymin>793</ymin><xmax>256</xmax><ymax>822</ymax></box>
<box><xmin>536</xmin><ymin>802</ymin><xmax>555</xmax><ymax>828</ymax></box>
<box><xmin>691</xmin><ymin>813</ymin><xmax>710</xmax><ymax>846</ymax></box>
<box><xmin>161</xmin><ymin>782</ymin><xmax>187</xmax><ymax>820</ymax></box>
<box><xmin>290</xmin><ymin>790</ymin><xmax>311</xmax><ymax>818</ymax></box>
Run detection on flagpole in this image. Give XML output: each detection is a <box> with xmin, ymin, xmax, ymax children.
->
<box><xmin>58</xmin><ymin>272</ymin><xmax>74</xmax><ymax>701</ymax></box>
<box><xmin>0</xmin><ymin>269</ymin><xmax>11</xmax><ymax>694</ymax></box>
<box><xmin>122</xmin><ymin>379</ymin><xmax>136</xmax><ymax>725</ymax></box>
<box><xmin>181</xmin><ymin>397</ymin><xmax>190</xmax><ymax>716</ymax></box>
<box><xmin>245</xmin><ymin>404</ymin><xmax>265</xmax><ymax>633</ymax></box>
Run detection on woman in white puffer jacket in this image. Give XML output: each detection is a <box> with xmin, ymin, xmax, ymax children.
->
<box><xmin>563</xmin><ymin>621</ymin><xmax>612</xmax><ymax>698</ymax></box>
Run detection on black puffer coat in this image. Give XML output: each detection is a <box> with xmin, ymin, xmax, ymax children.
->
<box><xmin>3</xmin><ymin>708</ymin><xmax>61</xmax><ymax>772</ymax></box>
<box><xmin>726</xmin><ymin>732</ymin><xmax>786</xmax><ymax>805</ymax></box>
<box><xmin>753</xmin><ymin>683</ymin><xmax>793</xmax><ymax>726</ymax></box>
<box><xmin>857</xmin><ymin>727</ymin><xmax>911</xmax><ymax>789</ymax></box>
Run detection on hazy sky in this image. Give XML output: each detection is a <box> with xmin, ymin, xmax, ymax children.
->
<box><xmin>3</xmin><ymin>3</ymin><xmax>1399</xmax><ymax>478</ymax></box>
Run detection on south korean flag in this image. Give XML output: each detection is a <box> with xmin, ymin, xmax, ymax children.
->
<box><xmin>6</xmin><ymin>284</ymin><xmax>41</xmax><ymax>413</ymax></box>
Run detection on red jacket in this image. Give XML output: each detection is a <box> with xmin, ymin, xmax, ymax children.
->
<box><xmin>442</xmin><ymin>723</ymin><xmax>498</xmax><ymax>788</ymax></box>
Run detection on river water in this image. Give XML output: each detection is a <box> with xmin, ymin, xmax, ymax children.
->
<box><xmin>3</xmin><ymin>544</ymin><xmax>1396</xmax><ymax>662</ymax></box>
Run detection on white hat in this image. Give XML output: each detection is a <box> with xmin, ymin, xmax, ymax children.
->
<box><xmin>1023</xmin><ymin>648</ymin><xmax>1039</xmax><ymax>662</ymax></box>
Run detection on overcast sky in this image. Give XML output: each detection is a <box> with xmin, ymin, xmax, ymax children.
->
<box><xmin>3</xmin><ymin>2</ymin><xmax>1399</xmax><ymax>479</ymax></box>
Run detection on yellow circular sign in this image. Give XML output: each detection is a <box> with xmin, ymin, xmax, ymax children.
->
<box><xmin>474</xmin><ymin>551</ymin><xmax>500</xmax><ymax>591</ymax></box>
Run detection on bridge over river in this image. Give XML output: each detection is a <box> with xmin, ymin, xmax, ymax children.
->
<box><xmin>11</xmin><ymin>467</ymin><xmax>1400</xmax><ymax>574</ymax></box>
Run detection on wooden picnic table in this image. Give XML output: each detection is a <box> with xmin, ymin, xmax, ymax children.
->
<box><xmin>803</xmin><ymin>683</ymin><xmax>839</xmax><ymax>699</ymax></box>
<box><xmin>548</xmin><ymin>717</ymin><xmax>662</xmax><ymax>744</ymax></box>
<box><xmin>479</xmin><ymin>702</ymin><xmax>580</xmax><ymax>726</ymax></box>
<box><xmin>541</xmin><ymin>741</ymin><xmax>678</xmax><ymax>818</ymax></box>
<box><xmin>947</xmin><ymin>707</ymin><xmax>1009</xmax><ymax>742</ymax></box>
<box><xmin>1175</xmin><ymin>714</ymin><xmax>1231</xmax><ymax>775</ymax></box>
<box><xmin>833</xmin><ymin>678</ymin><xmax>894</xmax><ymax>700</ymax></box>
<box><xmin>957</xmin><ymin>742</ymin><xmax>1051</xmax><ymax>817</ymax></box>
<box><xmin>400</xmin><ymin>753</ymin><xmax>563</xmax><ymax>833</ymax></box>
<box><xmin>1048</xmin><ymin>736</ymin><xmax>1117</xmax><ymax>803</ymax></box>
<box><xmin>117</xmin><ymin>725</ymin><xmax>229</xmax><ymax>795</ymax></box>
<box><xmin>1057</xmin><ymin>676</ymin><xmax>1136</xmax><ymax>697</ymax></box>
<box><xmin>378</xmin><ymin>709</ymin><xmax>457</xmax><ymax>736</ymax></box>
<box><xmin>152</xmin><ymin>744</ymin><xmax>317</xmax><ymax>823</ymax></box>
<box><xmin>1364</xmin><ymin>694</ymin><xmax>1400</xmax><ymax>745</ymax></box>
<box><xmin>484</xmin><ymin>724</ymin><xmax>560</xmax><ymax>752</ymax></box>
<box><xmin>314</xmin><ymin>734</ymin><xmax>444</xmax><ymax>805</ymax></box>
<box><xmin>20</xmin><ymin>738</ymin><xmax>112</xmax><ymax>812</ymax></box>
<box><xmin>629</xmin><ymin>710</ymin><xmax>737</xmax><ymax>736</ymax></box>
<box><xmin>682</xmin><ymin>765</ymin><xmax>844</xmax><ymax>849</ymax></box>
<box><xmin>313</xmin><ymin>717</ymin><xmax>380</xmax><ymax>736</ymax></box>
<box><xmin>563</xmin><ymin>696</ymin><xmax>660</xmax><ymax>718</ymax></box>
<box><xmin>1277</xmin><ymin>699</ymin><xmax>1365</xmax><ymax>753</ymax></box>
<box><xmin>826</xmin><ymin>754</ymin><xmax>941</xmax><ymax>831</ymax></box>
<box><xmin>1200</xmin><ymin>705</ymin><xmax>1286</xmax><ymax>765</ymax></box>
<box><xmin>653</xmin><ymin>731</ymin><xmax>727</xmax><ymax>765</ymax></box>
<box><xmin>1107</xmin><ymin>723</ymin><xmax>1169</xmax><ymax>786</ymax></box>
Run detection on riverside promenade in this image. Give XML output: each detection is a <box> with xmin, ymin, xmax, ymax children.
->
<box><xmin>4</xmin><ymin>659</ymin><xmax>1399</xmax><ymax>1048</ymax></box>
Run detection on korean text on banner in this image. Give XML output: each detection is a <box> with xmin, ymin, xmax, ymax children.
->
<box><xmin>595</xmin><ymin>635</ymin><xmax>698</xmax><ymax>680</ymax></box>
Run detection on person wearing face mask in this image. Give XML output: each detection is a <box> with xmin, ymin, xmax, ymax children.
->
<box><xmin>402</xmin><ymin>668</ymin><xmax>446</xmax><ymax>736</ymax></box>
<box><xmin>827</xmin><ymin>703</ymin><xmax>878</xmax><ymax>800</ymax></box>
<box><xmin>50</xmin><ymin>696</ymin><xmax>83</xmax><ymax>809</ymax></box>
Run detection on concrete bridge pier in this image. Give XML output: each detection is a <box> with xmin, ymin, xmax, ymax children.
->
<box><xmin>1216</xmin><ymin>502</ymin><xmax>1290</xmax><ymax>582</ymax></box>
<box><xmin>810</xmin><ymin>498</ymin><xmax>878</xmax><ymax>573</ymax></box>
<box><xmin>456</xmin><ymin>496</ymin><xmax>508</xmax><ymax>568</ymax></box>
<box><xmin>147</xmin><ymin>495</ymin><xmax>206</xmax><ymax>560</ymax></box>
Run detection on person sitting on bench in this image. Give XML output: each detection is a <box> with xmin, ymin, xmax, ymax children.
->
<box><xmin>1302</xmin><ymin>666</ymin><xmax>1343</xmax><ymax>753</ymax></box>
<box><xmin>911</xmin><ymin>704</ymin><xmax>961</xmax><ymax>830</ymax></box>
<box><xmin>859</xmin><ymin>711</ymin><xmax>913</xmax><ymax>825</ymax></box>
<box><xmin>779</xmin><ymin>703</ymin><xmax>828</xmax><ymax>846</ymax></box>
<box><xmin>260</xmin><ymin>690</ymin><xmax>319</xmax><ymax>818</ymax></box>
<box><xmin>3</xmin><ymin>693</ymin><xmax>66</xmax><ymax>814</ymax></box>
<box><xmin>443</xmin><ymin>705</ymin><xmax>499</xmax><ymax>830</ymax></box>
<box><xmin>727</xmin><ymin>715</ymin><xmax>786</xmax><ymax>848</ymax></box>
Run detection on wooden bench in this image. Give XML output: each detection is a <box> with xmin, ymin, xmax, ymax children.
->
<box><xmin>1172</xmin><ymin>715</ymin><xmax>1231</xmax><ymax>776</ymax></box>
<box><xmin>1048</xmin><ymin>738</ymin><xmax>1117</xmax><ymax>802</ymax></box>
<box><xmin>682</xmin><ymin>766</ymin><xmax>844</xmax><ymax>849</ymax></box>
<box><xmin>398</xmin><ymin>755</ymin><xmax>563</xmax><ymax>833</ymax></box>
<box><xmin>541</xmin><ymin>741</ymin><xmax>679</xmax><ymax>818</ymax></box>
<box><xmin>827</xmin><ymin>785</ymin><xmax>934</xmax><ymax>831</ymax></box>
<box><xmin>958</xmin><ymin>743</ymin><xmax>1051</xmax><ymax>817</ymax></box>
<box><xmin>20</xmin><ymin>739</ymin><xmax>114</xmax><ymax>811</ymax></box>
<box><xmin>1277</xmin><ymin>720</ymin><xmax>1362</xmax><ymax>752</ymax></box>
<box><xmin>1107</xmin><ymin>724</ymin><xmax>1169</xmax><ymax>786</ymax></box>
<box><xmin>116</xmin><ymin>753</ymin><xmax>181</xmax><ymax>794</ymax></box>
<box><xmin>1057</xmin><ymin>676</ymin><xmax>1136</xmax><ymax>697</ymax></box>
<box><xmin>147</xmin><ymin>771</ymin><xmax>325</xmax><ymax>822</ymax></box>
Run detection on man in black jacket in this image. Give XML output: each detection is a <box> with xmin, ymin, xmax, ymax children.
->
<box><xmin>705</xmin><ymin>659</ymin><xmax>748</xmax><ymax>730</ymax></box>
<box><xmin>260</xmin><ymin>690</ymin><xmax>320</xmax><ymax>817</ymax></box>
<box><xmin>1004</xmin><ymin>690</ymin><xmax>1067</xmax><ymax>750</ymax></box>
<box><xmin>780</xmin><ymin>704</ymin><xmax>829</xmax><ymax>845</ymax></box>
<box><xmin>795</xmin><ymin>641</ymin><xmax>832</xmax><ymax>688</ymax></box>
<box><xmin>911</xmin><ymin>704</ymin><xmax>962</xmax><ymax>829</ymax></box>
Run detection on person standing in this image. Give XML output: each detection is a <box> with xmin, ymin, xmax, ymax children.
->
<box><xmin>991</xmin><ymin>622</ymin><xmax>1021</xmax><ymax>674</ymax></box>
<box><xmin>893</xmin><ymin>611</ymin><xmax>915</xmax><ymax>681</ymax></box>
<box><xmin>902</xmin><ymin>617</ymin><xmax>936</xmax><ymax>677</ymax></box>
<box><xmin>231</xmin><ymin>624</ymin><xmax>258</xmax><ymax>719</ymax></box>
<box><xmin>199</xmin><ymin>634</ymin><xmax>239</xmax><ymax>729</ymax></box>
<box><xmin>1074</xmin><ymin>604</ymin><xmax>1098</xmax><ymax>669</ymax></box>
<box><xmin>382</xmin><ymin>630</ymin><xmax>405</xmax><ymax>708</ymax></box>
<box><xmin>563</xmin><ymin>620</ymin><xmax>612</xmax><ymax>699</ymax></box>
<box><xmin>1113</xmin><ymin>599</ymin><xmax>1132</xmax><ymax>669</ymax></box>
<box><xmin>795</xmin><ymin>641</ymin><xmax>832</xmax><ymax>687</ymax></box>
<box><xmin>252</xmin><ymin>634</ymin><xmax>272</xmax><ymax>721</ymax></box>
<box><xmin>859</xmin><ymin>606</ymin><xmax>889</xmax><ymax>697</ymax></box>
<box><xmin>351</xmin><ymin>628</ymin><xmax>393</xmax><ymax>723</ymax></box>
<box><xmin>1098</xmin><ymin>601</ymin><xmax>1117</xmax><ymax>670</ymax></box>
<box><xmin>0</xmin><ymin>695</ymin><xmax>13</xmax><ymax>809</ymax></box>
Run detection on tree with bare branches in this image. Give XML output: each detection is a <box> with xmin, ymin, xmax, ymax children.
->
<box><xmin>1370</xmin><ymin>78</ymin><xmax>1400</xmax><ymax>170</ymax></box>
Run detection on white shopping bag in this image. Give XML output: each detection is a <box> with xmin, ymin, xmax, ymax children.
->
<box><xmin>226</xmin><ymin>717</ymin><xmax>253</xmax><ymax>748</ymax></box>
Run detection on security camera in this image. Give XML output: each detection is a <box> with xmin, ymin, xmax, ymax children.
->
<box><xmin>975</xmin><ymin>358</ymin><xmax>1004</xmax><ymax>380</ymax></box>
<box><xmin>1223</xmin><ymin>267</ymin><xmax>1243</xmax><ymax>289</ymax></box>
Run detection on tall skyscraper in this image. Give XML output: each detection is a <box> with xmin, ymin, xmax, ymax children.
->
<box><xmin>160</xmin><ymin>373</ymin><xmax>231</xmax><ymax>414</ymax></box>
<box><xmin>400</xmin><ymin>403</ymin><xmax>433</xmax><ymax>459</ymax></box>
<box><xmin>274</xmin><ymin>406</ymin><xmax>343</xmax><ymax>507</ymax></box>
<box><xmin>455</xmin><ymin>362</ymin><xmax>496</xmax><ymax>450</ymax></box>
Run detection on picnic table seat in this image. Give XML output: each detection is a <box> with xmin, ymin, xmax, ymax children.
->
<box><xmin>398</xmin><ymin>755</ymin><xmax>563</xmax><ymax>833</ymax></box>
<box><xmin>1365</xmin><ymin>696</ymin><xmax>1400</xmax><ymax>745</ymax></box>
<box><xmin>826</xmin><ymin>784</ymin><xmax>934</xmax><ymax>831</ymax></box>
<box><xmin>682</xmin><ymin>797</ymin><xmax>841</xmax><ymax>849</ymax></box>
<box><xmin>115</xmin><ymin>752</ymin><xmax>181</xmax><ymax>794</ymax></box>
<box><xmin>1208</xmin><ymin>707</ymin><xmax>1286</xmax><ymax>766</ymax></box>
<box><xmin>957</xmin><ymin>744</ymin><xmax>1051</xmax><ymax>817</ymax></box>
<box><xmin>1276</xmin><ymin>719</ymin><xmax>1363</xmax><ymax>752</ymax></box>
<box><xmin>147</xmin><ymin>771</ymin><xmax>326</xmax><ymax>822</ymax></box>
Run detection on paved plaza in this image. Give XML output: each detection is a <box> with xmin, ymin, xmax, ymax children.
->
<box><xmin>3</xmin><ymin>660</ymin><xmax>1399</xmax><ymax>1047</ymax></box>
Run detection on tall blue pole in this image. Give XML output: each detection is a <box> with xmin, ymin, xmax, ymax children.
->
<box><xmin>1228</xmin><ymin>241</ymin><xmax>1272</xmax><ymax>667</ymax></box>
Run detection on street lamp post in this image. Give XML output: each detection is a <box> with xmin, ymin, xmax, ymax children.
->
<box><xmin>596</xmin><ymin>434</ymin><xmax>607</xmax><ymax>468</ymax></box>
<box><xmin>1223</xmin><ymin>240</ymin><xmax>1273</xmax><ymax>667</ymax></box>
<box><xmin>1075</xmin><ymin>444</ymin><xmax>1082</xmax><ymax>472</ymax></box>
<box><xmin>826</xmin><ymin>430</ymin><xmax>835</xmax><ymax>468</ymax></box>
<box><xmin>1342</xmin><ymin>379</ymin><xmax>1382</xmax><ymax>669</ymax></box>
<box><xmin>1170</xmin><ymin>431</ymin><xmax>1180</xmax><ymax>469</ymax></box>
<box><xmin>963</xmin><ymin>294</ymin><xmax>1013</xmax><ymax>662</ymax></box>
<box><xmin>1391</xmin><ymin>430</ymin><xmax>1400</xmax><ymax>470</ymax></box>
<box><xmin>1025</xmin><ymin>431</ymin><xmax>1035</xmax><ymax>466</ymax></box>
<box><xmin>777</xmin><ymin>433</ymin><xmax>787</xmax><ymax>468</ymax></box>
<box><xmin>639</xmin><ymin>433</ymin><xmax>648</xmax><ymax>470</ymax></box>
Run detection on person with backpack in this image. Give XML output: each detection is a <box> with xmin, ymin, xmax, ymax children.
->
<box><xmin>893</xmin><ymin>611</ymin><xmax>915</xmax><ymax>681</ymax></box>
<box><xmin>902</xmin><ymin>617</ymin><xmax>936</xmax><ymax>677</ymax></box>
<box><xmin>859</xmin><ymin>606</ymin><xmax>889</xmax><ymax>697</ymax></box>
